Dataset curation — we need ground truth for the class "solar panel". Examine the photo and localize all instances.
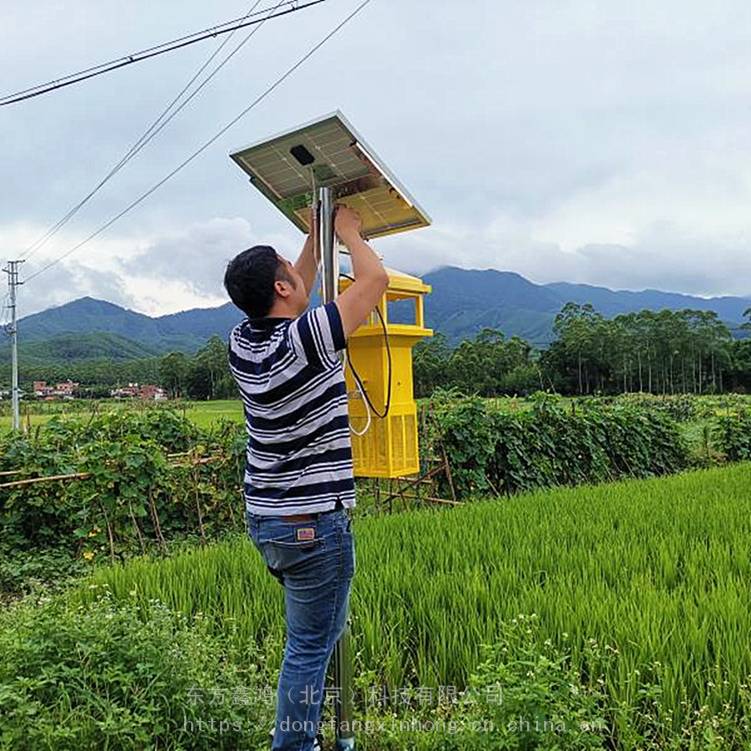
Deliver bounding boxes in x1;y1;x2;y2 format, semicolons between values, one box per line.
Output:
229;111;431;239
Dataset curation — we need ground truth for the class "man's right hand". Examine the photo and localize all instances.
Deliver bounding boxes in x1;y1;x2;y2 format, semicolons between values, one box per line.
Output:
334;205;362;241
333;206;388;339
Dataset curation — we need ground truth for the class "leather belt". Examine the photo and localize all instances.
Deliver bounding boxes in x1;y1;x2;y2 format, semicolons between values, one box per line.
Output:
280;499;345;522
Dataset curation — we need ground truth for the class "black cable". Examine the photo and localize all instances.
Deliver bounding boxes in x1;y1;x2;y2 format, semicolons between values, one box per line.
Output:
21;0;281;261
0;0;326;106
340;272;392;419
22;0;374;285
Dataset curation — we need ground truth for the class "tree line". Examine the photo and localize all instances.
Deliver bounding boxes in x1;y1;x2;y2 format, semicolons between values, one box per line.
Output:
413;304;751;397
158;337;235;400
542;304;751;396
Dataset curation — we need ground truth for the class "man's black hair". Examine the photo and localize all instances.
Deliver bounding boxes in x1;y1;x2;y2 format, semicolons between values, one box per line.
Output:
223;245;295;318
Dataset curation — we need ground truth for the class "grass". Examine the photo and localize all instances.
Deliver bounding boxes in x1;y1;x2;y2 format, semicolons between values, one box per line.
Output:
181;399;244;429
0;398;246;431
73;463;751;742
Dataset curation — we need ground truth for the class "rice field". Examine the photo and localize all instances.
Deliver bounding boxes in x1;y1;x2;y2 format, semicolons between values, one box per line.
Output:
75;463;751;742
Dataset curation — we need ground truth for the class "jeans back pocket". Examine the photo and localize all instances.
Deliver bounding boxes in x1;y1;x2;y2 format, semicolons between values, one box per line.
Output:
261;535;325;573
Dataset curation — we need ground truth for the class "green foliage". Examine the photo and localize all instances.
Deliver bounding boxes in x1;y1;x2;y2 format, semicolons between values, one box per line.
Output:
426;393;689;499
0;543;87;603
450;615;609;750
715;410;751;461
21;332;161;361
546;304;736;396
7;299;751;399
608;393;698;422
160;352;191;398
729;338;751;391
0;593;272;750
2;356;161;391
412;302;751;399
0;410;244;580
353;615;611;751
414;330;540;398
160;337;235;400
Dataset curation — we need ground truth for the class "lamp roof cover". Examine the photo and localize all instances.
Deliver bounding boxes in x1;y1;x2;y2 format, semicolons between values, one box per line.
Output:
229;111;430;239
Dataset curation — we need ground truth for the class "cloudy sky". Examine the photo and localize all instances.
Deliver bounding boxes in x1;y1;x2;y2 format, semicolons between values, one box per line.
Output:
2;0;751;318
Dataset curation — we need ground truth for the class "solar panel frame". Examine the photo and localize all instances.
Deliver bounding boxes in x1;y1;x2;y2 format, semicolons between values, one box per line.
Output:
229;111;431;239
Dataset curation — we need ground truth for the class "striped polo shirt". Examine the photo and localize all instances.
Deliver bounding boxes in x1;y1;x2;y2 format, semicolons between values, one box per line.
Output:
228;301;356;516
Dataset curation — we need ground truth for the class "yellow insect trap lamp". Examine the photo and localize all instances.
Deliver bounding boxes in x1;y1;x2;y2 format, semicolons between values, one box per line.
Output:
340;269;432;478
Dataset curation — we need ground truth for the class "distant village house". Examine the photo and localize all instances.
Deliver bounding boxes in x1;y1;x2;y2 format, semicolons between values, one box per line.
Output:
33;380;79;399
110;383;167;401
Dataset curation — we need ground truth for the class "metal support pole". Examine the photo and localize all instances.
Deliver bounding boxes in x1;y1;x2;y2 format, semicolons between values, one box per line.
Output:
317;186;356;750
319;186;338;306
3;260;23;431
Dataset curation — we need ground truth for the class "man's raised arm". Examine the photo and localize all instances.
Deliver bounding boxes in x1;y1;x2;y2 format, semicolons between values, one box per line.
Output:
333;207;389;339
294;208;320;295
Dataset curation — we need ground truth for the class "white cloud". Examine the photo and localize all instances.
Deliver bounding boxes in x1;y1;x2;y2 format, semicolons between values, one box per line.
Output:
121;216;303;307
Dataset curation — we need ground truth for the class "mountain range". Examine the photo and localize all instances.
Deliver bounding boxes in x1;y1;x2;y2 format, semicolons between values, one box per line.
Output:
8;267;751;362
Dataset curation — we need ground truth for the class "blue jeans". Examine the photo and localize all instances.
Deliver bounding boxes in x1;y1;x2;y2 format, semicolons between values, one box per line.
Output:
246;508;356;751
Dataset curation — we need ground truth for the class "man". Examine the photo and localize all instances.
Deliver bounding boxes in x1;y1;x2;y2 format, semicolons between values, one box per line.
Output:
224;206;388;751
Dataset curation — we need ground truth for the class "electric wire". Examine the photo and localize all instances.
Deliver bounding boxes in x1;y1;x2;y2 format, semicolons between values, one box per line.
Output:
340;272;392;419
22;0;374;286
0;0;326;106
21;0;295;262
348;375;372;435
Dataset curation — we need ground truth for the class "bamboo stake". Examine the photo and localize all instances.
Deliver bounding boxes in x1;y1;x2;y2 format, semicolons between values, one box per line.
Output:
192;465;207;545
484;472;502;498
0;471;91;488
97;499;116;565
148;488;167;555
225;481;236;527
378;464;445;509
399;493;463;507
0;455;224;489
128;499;146;555
440;443;458;503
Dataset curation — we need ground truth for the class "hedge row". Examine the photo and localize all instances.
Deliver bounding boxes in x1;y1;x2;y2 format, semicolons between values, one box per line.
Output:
716;410;751;462
425;394;692;499
0;411;244;563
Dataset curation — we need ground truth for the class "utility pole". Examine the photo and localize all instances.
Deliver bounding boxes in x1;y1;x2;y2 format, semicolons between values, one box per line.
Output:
3;260;24;431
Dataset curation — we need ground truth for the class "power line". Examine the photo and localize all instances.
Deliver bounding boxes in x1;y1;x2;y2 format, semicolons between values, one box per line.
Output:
23;0;374;285
0;0;326;107
21;0;291;262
